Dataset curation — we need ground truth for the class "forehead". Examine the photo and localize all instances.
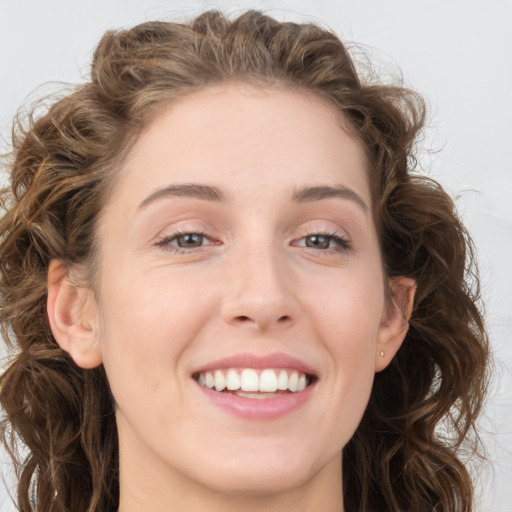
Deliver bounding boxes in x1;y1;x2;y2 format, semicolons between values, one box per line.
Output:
138;83;360;157
110;84;371;211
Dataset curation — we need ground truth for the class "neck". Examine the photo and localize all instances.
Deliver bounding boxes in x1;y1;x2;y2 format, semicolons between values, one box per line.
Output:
118;485;344;512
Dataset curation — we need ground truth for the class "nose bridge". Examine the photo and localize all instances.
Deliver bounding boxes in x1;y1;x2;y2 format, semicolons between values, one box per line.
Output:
221;237;299;330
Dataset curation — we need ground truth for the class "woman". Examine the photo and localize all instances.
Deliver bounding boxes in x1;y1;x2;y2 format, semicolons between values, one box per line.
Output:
0;10;489;512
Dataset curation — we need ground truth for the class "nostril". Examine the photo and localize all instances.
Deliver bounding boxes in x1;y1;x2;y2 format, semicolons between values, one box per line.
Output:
230;313;294;327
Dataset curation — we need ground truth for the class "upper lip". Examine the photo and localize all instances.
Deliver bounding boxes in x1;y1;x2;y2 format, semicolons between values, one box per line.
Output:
192;352;317;377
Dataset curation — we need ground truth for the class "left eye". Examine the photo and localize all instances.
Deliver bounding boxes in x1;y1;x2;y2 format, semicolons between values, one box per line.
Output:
295;233;350;251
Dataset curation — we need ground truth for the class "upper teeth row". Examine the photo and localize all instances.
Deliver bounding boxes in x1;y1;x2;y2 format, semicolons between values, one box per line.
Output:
197;368;308;393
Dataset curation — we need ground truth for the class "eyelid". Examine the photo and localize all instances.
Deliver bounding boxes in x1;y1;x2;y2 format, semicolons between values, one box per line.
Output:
293;221;350;239
152;219;214;242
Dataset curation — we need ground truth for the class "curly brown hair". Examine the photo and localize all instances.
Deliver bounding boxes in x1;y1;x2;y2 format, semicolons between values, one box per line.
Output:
0;10;489;512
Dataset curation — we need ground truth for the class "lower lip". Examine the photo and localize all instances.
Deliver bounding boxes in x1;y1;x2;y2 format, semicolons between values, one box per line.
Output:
195;382;316;420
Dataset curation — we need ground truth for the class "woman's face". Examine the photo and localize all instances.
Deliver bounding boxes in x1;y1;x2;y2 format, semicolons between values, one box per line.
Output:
87;85;402;498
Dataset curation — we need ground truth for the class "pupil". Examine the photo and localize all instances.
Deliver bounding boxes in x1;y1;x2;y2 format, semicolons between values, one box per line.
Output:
178;233;203;247
306;235;329;249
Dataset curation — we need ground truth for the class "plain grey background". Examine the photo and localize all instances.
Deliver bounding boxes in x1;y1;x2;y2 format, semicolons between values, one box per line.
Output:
1;1;511;511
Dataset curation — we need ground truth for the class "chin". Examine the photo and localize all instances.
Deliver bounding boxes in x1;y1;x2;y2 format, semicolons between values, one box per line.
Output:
186;446;340;499
203;464;317;497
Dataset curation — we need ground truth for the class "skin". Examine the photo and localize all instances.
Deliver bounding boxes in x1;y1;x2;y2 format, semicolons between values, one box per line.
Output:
47;84;413;512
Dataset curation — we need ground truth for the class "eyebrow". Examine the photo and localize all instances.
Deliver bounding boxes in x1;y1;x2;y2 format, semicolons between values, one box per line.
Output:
292;185;368;213
138;182;368;213
138;183;225;209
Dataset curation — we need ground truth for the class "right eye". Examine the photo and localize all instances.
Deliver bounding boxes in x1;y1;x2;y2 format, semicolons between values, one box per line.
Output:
154;230;216;253
172;233;205;248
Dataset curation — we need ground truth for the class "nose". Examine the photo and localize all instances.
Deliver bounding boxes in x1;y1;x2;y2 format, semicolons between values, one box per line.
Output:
220;244;301;331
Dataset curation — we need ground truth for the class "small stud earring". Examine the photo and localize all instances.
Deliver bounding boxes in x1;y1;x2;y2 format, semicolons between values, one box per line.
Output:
380;351;385;357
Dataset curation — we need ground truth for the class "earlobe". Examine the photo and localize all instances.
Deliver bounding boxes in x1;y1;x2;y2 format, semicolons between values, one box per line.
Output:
375;276;416;372
47;260;103;369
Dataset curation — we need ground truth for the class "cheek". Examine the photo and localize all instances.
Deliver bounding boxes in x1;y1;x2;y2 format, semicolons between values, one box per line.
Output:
304;267;383;400
95;273;211;393
305;262;384;343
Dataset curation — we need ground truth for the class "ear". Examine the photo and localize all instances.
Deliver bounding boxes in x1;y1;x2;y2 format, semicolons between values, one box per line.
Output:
47;259;102;369
375;276;416;372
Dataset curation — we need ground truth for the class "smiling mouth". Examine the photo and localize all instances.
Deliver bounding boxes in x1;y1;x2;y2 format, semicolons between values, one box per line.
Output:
193;368;316;398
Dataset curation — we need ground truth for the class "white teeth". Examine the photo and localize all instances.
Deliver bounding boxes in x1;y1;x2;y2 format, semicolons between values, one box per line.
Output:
214;370;226;391
277;370;288;391
226;369;241;390
288;371;299;392
205;372;215;388
259;369;278;392
298;374;307;392
240;369;259;392
197;368;311;394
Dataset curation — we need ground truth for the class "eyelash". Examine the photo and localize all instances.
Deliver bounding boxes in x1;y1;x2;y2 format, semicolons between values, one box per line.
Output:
154;229;352;254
